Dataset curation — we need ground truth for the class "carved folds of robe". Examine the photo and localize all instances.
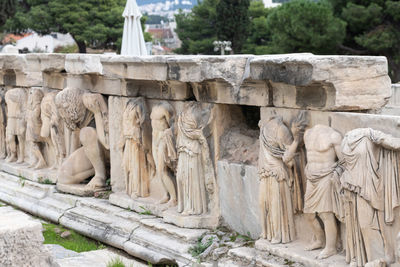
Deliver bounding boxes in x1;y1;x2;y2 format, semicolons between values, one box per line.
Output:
258;116;303;244
341;128;400;266
176;104;215;216
122;100;150;198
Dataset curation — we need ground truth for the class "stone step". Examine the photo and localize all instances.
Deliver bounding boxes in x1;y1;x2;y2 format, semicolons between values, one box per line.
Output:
228;247;303;267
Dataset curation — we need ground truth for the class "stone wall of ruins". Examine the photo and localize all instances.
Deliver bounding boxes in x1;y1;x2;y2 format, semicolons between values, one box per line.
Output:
0;53;399;266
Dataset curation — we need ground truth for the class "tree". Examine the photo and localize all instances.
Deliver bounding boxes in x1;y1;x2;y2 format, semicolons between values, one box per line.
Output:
5;0;127;53
265;0;346;54
329;0;400;82
174;0;218;55
215;0;250;53
242;0;273;54
0;0;16;29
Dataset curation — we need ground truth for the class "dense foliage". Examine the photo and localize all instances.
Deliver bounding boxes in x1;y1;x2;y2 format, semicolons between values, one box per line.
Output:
329;0;400;81
4;0;152;53
175;0;218;54
216;0;250;53
265;0;346;54
0;0;17;28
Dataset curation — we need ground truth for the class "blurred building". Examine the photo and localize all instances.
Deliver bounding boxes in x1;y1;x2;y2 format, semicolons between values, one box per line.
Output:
2;32;76;53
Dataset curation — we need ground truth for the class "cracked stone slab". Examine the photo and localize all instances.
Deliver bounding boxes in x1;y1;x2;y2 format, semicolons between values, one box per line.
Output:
60;205;139;249
129;226;194;264
139;218;209;242
0;160;58;183
255;239;346;267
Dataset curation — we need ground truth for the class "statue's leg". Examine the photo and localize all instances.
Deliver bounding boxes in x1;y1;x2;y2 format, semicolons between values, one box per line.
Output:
16;134;25;163
318;212;338;259
57;147;94;184
33;142;46;169
162;171;177;207
259;178;268;239
304;213;325;251
5;134;17;162
80;127;107;190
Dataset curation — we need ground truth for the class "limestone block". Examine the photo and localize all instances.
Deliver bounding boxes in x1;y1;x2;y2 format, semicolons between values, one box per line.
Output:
251;54;391;110
43;72;66;90
66;74;124;95
217;161;261;239
37;54;66;72
122;79;192;100
101;55;168;80
65;54;103;75
0;206;58;267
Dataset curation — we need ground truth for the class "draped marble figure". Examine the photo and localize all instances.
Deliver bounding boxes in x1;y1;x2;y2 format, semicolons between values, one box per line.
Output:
26;88;46;169
341;128;400;266
303;125;344;259
5;88;27;164
151;101;177;206
258;112;307;244
56;88;109;190
176;102;215;216
0;96;6;159
40;92;65;170
121;98;154;198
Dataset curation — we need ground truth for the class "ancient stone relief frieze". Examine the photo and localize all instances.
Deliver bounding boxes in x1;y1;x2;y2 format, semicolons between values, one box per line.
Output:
303;124;344;259
26;88;46;169
5;88;27;164
55;87;109;195
340;128;400;267
40;91;65;170
121;97;154;199
175;102;216;216
258;111;307;244
0;95;6;159
150;101;178;207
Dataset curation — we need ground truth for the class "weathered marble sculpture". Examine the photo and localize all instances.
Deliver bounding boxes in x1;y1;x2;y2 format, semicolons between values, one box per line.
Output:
121;98;154;198
176;102;216;216
56;88;109;190
40;92;65;169
5;88;27;164
341;128;400;266
258;112;307;244
303;125;344;259
26;88;46;169
0;96;6;159
151;101;177;206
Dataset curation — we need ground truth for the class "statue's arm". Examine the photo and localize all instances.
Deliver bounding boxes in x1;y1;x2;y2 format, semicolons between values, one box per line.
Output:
371;129;400;151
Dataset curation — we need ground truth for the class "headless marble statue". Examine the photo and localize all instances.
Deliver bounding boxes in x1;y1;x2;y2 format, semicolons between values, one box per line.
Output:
5;88;27;164
26;88;46;169
56;88;109;190
258;112;307;244
151;101;177;206
303;124;344;259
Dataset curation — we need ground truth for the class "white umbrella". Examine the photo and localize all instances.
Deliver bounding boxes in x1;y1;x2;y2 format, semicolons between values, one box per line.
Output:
121;0;148;56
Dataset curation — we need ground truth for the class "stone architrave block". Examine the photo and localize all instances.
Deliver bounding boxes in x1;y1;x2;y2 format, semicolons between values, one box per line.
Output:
65;54;103;75
251;54;391;111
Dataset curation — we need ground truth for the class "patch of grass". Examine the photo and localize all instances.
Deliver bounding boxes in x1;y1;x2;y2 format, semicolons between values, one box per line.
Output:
54;44;78;53
188;235;214;258
106;257;125;267
18;175;26;187
139;206;152;216
42;222;105;252
38;177;53;185
230;231;253;242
